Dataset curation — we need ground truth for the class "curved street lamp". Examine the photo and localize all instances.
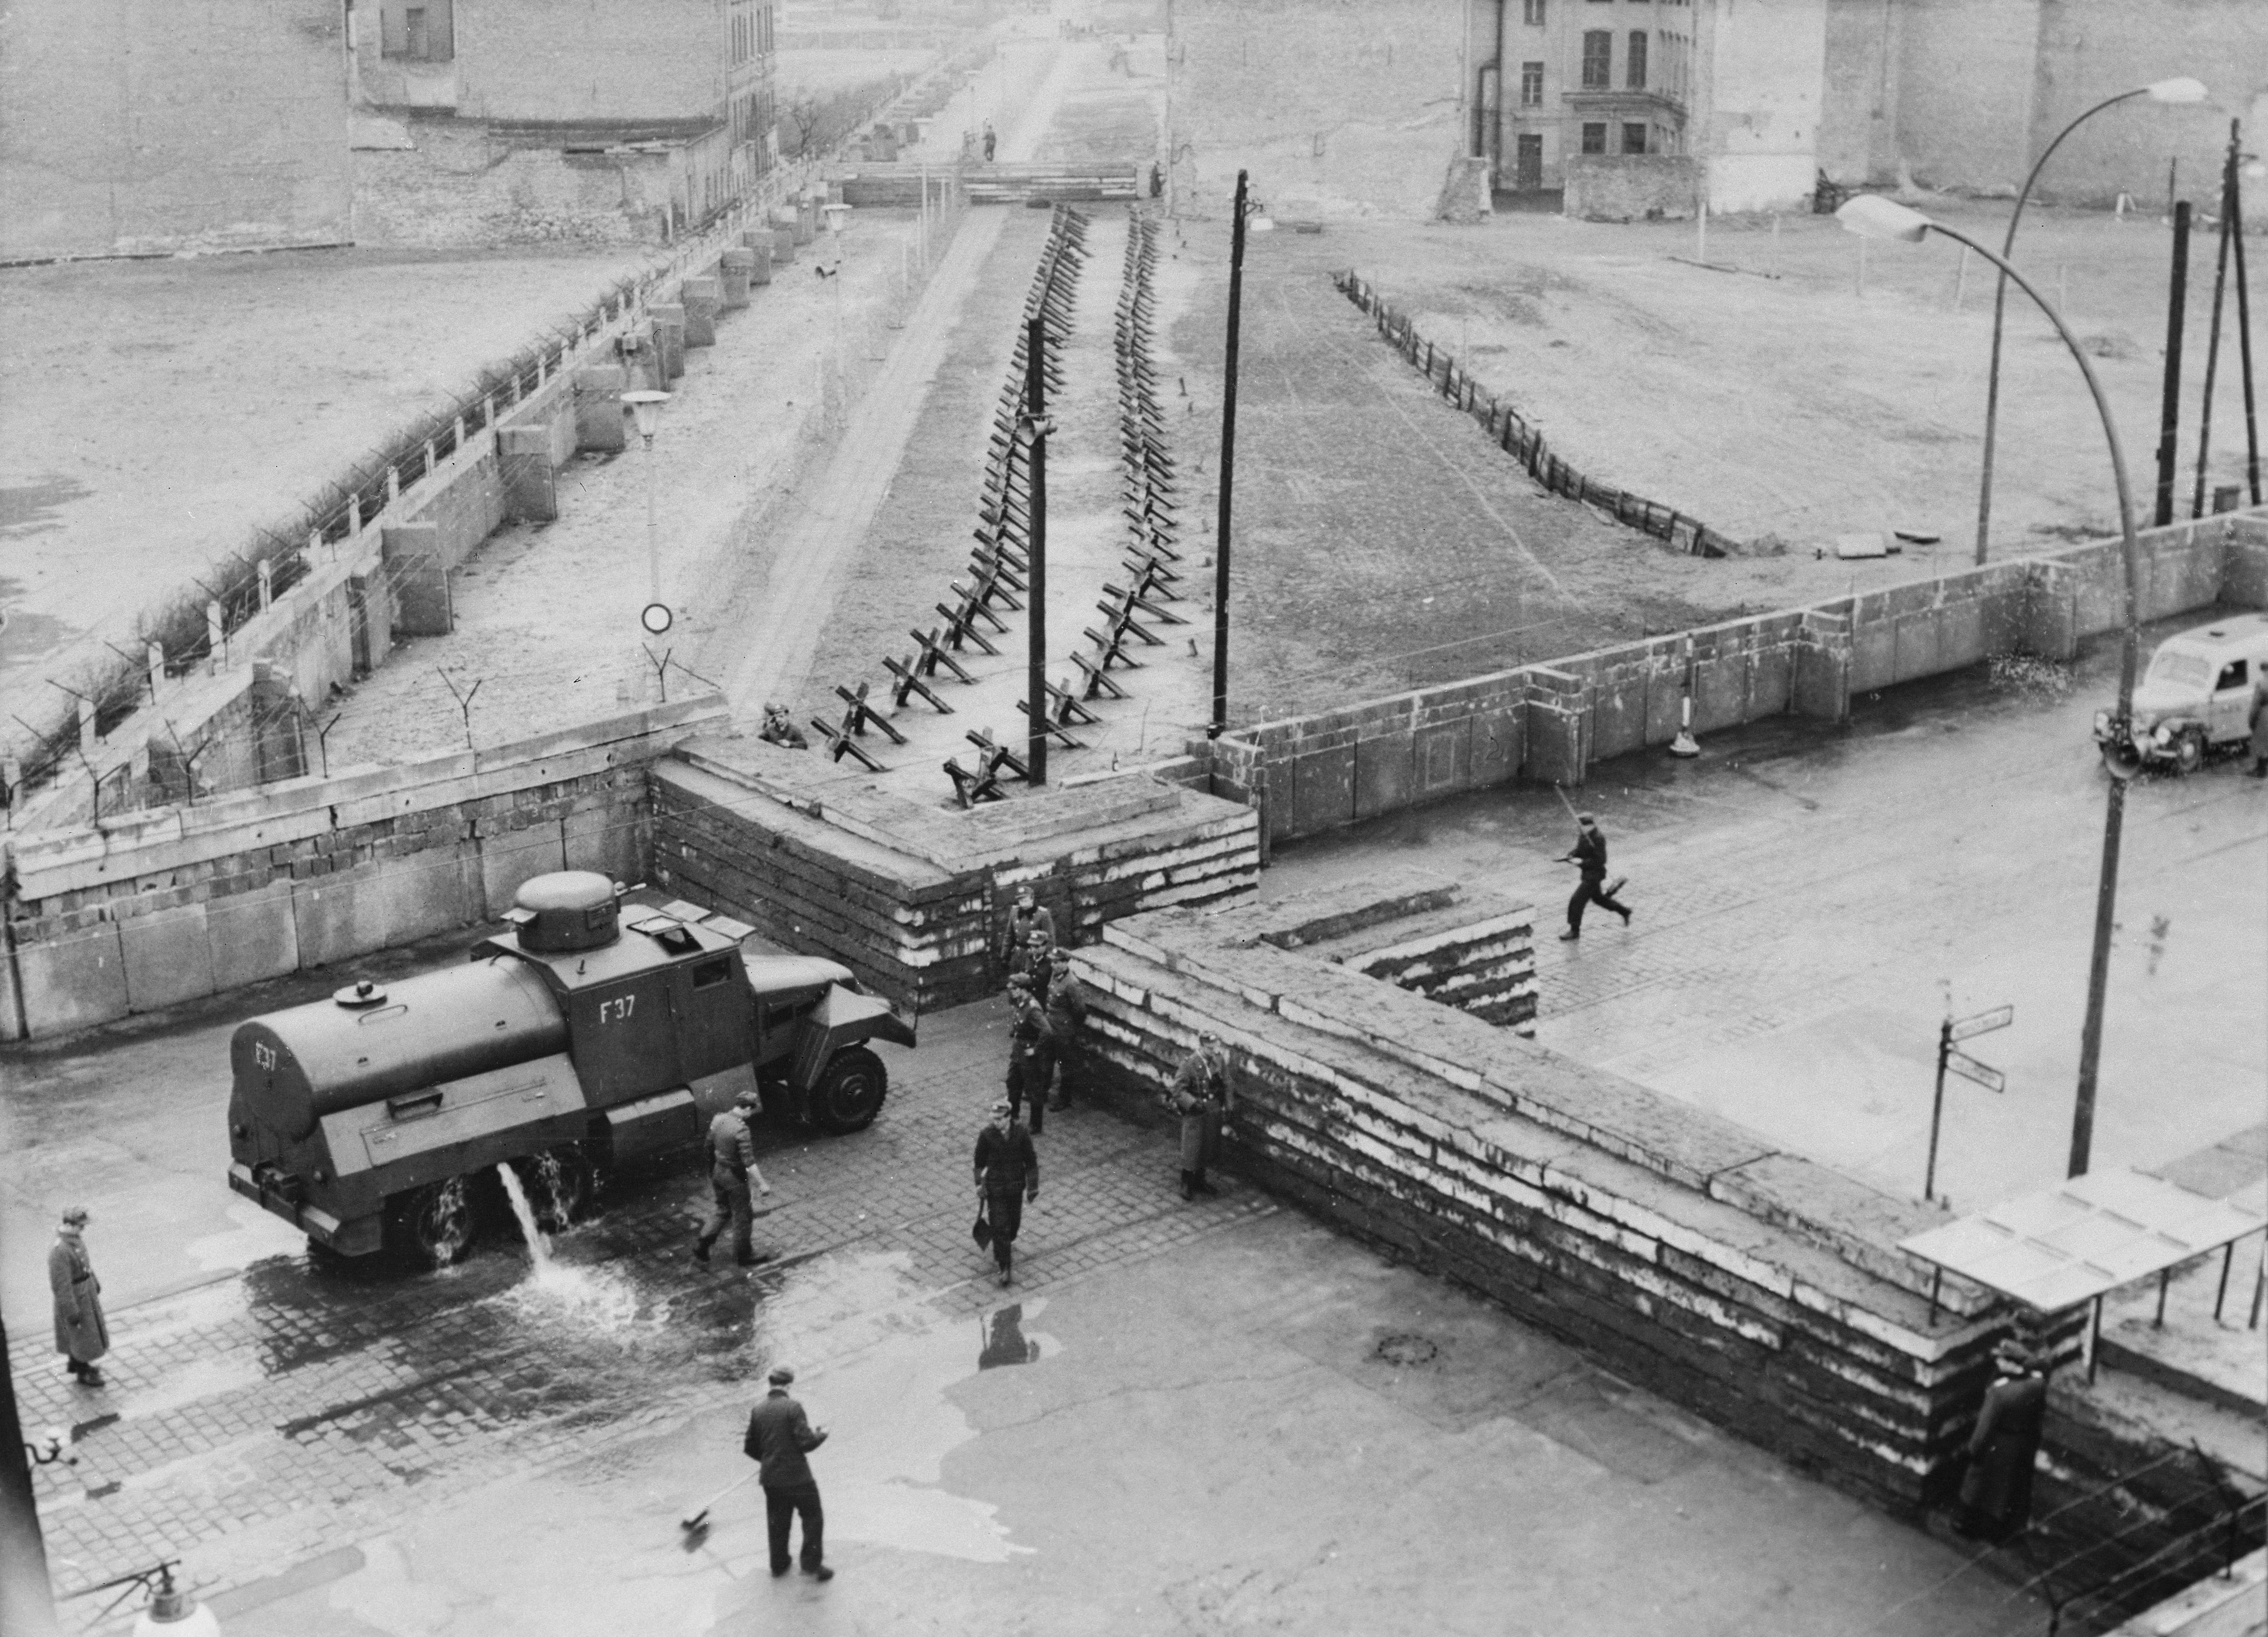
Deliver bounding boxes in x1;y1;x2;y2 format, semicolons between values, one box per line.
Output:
1972;76;2207;563
1838;194;2138;1181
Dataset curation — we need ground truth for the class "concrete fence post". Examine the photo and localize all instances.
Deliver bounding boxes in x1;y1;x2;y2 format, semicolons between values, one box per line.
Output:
742;231;776;285
1522;668;1592;787
348;493;362;538
681;276;721;347
719;248;754;308
146;642;165;700
77;694;97;756
206;601;226;675
651;304;687;382
1792;612;1853;723
573;364;628;452
386;467;401;505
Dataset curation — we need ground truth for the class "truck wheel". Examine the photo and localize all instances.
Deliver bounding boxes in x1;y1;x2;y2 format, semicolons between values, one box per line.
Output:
2172;729;2205;775
388;1176;480;1268
514;1146;594;1232
812;1046;888;1134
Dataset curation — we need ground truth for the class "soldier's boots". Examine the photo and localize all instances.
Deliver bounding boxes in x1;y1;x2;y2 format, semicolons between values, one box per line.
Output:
1192;1168;1218;1197
1179;1170;1194;1201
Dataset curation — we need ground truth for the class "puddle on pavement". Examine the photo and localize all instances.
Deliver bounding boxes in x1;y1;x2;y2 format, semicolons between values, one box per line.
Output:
181;1200;309;1274
752;1249;1056;1563
113;1352;270;1421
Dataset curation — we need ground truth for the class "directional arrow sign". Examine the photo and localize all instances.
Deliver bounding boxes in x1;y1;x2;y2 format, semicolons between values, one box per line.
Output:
1945;1049;2005;1094
1950;1004;2014;1043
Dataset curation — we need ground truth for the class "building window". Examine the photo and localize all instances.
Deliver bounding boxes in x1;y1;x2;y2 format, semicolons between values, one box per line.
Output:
1581;31;1612;89
1581;122;1607;155
1520;61;1545;107
381;0;453;61
1627;31;1647;88
1622;122;1648;154
1523;0;1545;22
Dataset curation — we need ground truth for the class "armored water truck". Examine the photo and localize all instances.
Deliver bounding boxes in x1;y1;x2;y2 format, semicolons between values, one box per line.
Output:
226;870;915;1265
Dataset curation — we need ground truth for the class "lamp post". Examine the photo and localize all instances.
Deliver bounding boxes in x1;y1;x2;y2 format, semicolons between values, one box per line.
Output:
621;391;673;637
1972;76;2206;563
1837;195;2140;1179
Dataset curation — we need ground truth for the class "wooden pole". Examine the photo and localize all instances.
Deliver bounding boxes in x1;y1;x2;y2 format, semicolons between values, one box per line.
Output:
2191;127;2238;519
1210;169;1249;739
2155;201;2191;527
1025;315;1048;785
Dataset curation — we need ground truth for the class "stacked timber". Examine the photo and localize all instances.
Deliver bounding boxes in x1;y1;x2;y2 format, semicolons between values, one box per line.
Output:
1069;902;2012;1514
649;735;1258;1010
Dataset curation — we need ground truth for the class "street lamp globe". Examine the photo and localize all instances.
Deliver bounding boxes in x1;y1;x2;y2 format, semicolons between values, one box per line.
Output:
621;389;670;442
2143;77;2209;104
1835;194;1931;243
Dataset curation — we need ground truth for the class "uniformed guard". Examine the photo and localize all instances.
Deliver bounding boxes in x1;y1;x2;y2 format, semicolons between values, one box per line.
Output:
1005;886;1054;963
1168;1031;1234;1201
694;1087;772;1266
1005;976;1054;1136
1044;948;1090;1111
49;1205;108;1388
1009;928;1054;1006
1956;1341;2049;1541
973;1100;1040;1287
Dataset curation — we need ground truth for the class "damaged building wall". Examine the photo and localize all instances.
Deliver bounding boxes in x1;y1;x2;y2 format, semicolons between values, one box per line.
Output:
1167;0;1467;219
0;0;352;263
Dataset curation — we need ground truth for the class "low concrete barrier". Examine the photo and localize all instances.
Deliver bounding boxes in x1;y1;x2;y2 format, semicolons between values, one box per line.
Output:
1204;511;2267;847
0;698;727;1040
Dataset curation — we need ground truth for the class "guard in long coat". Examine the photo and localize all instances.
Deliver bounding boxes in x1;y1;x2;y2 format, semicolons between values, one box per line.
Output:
1957;1342;2049;1540
2248;686;2268;777
49;1206;108;1387
1167;1032;1234;1201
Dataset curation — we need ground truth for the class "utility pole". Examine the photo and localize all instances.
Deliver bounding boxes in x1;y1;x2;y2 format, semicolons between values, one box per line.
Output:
1209;168;1249;739
1025;314;1049;786
2153;200;2191;526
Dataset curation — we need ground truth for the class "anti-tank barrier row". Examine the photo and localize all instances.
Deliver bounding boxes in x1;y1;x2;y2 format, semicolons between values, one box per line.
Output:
1331;271;1739;561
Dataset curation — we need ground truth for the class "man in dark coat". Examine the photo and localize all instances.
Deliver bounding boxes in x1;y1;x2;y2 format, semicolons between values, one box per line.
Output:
49;1205;108;1387
744;1365;832;1579
1557;811;1632;941
1005;975;1054;1135
1044;948;1089;1111
2248;685;2268;777
1009;929;1054;1007
973;1099;1040;1286
1168;1031;1234;1201
1005;886;1054;964
1957;1342;2049;1541
694;1088;772;1266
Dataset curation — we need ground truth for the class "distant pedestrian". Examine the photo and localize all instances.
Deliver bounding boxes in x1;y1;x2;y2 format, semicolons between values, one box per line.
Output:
2248;685;2268;777
694;1088;773;1267
1044;948;1089;1110
1005;885;1055;961
1005;975;1053;1135
743;1365;832;1580
1956;1342;2048;1542
1148;161;1163;199
982;121;997;161
760;703;809;750
1167;1031;1234;1201
973;1099;1040;1287
49;1206;107;1388
1557;811;1631;941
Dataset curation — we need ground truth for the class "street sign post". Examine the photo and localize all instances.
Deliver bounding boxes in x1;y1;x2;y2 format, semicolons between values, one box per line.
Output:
1927;1005;2014;1202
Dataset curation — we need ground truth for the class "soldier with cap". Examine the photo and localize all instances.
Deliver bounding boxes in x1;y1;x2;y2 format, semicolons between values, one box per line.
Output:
1043;947;1090;1111
1004;885;1054;964
759;703;809;750
743;1364;832;1580
1956;1340;2050;1541
1557;811;1632;941
694;1087;773;1266
1167;1031;1234;1201
973;1099;1040;1286
1005;975;1054;1135
49;1206;108;1388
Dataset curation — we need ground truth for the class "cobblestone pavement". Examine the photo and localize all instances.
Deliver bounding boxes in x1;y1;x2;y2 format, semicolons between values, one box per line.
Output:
17;1007;1266;1627
1264;625;2268;1212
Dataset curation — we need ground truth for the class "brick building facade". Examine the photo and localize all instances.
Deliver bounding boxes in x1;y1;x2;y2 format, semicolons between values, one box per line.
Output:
0;0;352;264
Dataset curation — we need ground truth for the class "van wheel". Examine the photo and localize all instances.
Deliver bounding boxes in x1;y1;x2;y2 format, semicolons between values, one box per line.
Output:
2172;729;2205;775
388;1176;480;1268
812;1047;888;1135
